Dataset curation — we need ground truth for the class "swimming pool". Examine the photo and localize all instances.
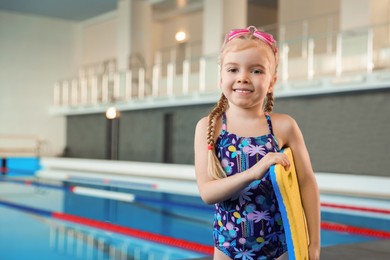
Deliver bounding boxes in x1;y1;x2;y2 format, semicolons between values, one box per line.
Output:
1;155;390;259
0;179;212;260
1;175;390;260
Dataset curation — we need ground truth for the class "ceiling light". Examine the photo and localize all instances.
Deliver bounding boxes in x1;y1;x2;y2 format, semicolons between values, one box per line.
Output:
175;31;186;42
105;107;120;119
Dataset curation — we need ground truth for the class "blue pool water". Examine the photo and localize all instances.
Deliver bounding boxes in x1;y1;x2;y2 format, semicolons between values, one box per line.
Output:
1;174;389;259
0;206;204;260
0;178;213;260
1;157;40;176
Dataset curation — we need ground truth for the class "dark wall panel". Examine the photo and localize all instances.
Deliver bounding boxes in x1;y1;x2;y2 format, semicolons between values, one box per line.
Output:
65;89;390;176
66;114;106;159
172;105;212;164
274;89;390;176
118;109;164;162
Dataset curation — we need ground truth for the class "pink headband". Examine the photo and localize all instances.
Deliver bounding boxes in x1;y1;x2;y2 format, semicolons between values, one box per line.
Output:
226;26;278;55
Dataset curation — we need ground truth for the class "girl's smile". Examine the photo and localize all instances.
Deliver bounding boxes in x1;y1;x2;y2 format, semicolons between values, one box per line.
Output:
233;88;254;94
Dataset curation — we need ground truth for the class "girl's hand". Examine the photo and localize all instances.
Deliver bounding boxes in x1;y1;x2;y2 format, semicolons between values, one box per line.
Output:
309;243;320;260
250;152;290;180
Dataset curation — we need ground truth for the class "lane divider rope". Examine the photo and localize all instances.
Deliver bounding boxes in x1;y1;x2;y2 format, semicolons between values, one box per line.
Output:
321;222;390;239
321;202;390;215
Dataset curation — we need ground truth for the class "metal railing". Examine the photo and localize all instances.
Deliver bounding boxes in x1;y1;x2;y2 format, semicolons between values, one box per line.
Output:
261;12;340;55
52;21;390;109
0;134;46;157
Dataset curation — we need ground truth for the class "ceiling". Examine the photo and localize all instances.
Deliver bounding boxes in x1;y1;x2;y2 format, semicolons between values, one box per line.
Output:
0;0;277;22
0;0;203;21
0;0;117;21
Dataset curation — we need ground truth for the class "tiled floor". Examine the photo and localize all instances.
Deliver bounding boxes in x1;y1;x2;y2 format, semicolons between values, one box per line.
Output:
320;239;390;259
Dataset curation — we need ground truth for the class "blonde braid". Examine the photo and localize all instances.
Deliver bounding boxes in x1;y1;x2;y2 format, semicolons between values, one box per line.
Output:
264;92;274;113
207;94;229;179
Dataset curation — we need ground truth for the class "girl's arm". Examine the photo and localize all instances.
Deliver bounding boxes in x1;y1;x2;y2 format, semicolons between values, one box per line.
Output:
194;117;289;205
194;117;255;204
278;115;321;259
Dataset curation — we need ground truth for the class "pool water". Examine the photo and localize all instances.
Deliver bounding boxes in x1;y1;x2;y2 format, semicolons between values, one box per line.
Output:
1;177;389;259
0;206;204;260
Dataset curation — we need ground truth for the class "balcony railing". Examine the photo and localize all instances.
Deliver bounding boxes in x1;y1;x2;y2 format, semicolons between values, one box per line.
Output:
52;21;390;115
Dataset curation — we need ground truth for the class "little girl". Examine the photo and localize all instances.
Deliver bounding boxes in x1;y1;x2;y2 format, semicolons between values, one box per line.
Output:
194;26;320;260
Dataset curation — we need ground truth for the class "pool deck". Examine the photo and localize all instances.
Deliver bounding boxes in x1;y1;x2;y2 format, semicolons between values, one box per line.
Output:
192;239;390;259
319;239;390;259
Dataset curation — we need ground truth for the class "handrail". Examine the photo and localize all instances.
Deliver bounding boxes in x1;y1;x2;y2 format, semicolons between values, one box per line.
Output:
261;12;339;45
261;12;339;32
0;134;45;157
52;21;390;110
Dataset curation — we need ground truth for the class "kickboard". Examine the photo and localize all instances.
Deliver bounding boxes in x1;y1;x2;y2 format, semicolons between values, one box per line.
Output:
269;147;309;260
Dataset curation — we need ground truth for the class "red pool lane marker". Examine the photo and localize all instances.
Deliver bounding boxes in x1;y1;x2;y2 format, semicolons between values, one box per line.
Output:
52;212;214;255
321;202;390;215
0;167;7;173
321;221;390;239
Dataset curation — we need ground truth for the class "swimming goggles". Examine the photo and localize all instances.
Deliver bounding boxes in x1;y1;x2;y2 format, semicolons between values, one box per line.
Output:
226;26;278;54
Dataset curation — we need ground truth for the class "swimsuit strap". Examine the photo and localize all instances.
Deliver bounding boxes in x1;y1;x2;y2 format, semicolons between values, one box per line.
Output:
265;112;275;136
221;113;227;134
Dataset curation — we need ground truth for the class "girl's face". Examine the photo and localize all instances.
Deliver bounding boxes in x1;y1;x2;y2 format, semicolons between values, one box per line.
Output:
220;42;276;111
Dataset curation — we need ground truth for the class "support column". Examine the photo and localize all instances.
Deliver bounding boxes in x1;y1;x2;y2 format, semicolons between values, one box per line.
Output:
202;0;248;57
131;0;153;69
116;0;153;71
222;0;248;32
202;0;224;56
117;0;133;71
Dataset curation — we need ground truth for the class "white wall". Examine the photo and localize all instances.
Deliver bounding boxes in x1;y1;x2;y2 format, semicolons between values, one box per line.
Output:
0;11;79;156
340;0;370;30
371;0;390;25
81;12;117;66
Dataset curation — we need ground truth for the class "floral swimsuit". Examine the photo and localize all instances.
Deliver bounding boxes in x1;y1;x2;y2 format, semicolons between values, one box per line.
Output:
213;113;287;260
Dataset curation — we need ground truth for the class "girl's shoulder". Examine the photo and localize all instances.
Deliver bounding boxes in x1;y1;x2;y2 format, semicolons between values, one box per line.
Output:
196;115;222;129
268;112;296;127
196;116;209;129
195;116;209;138
268;113;301;147
195;115;223;140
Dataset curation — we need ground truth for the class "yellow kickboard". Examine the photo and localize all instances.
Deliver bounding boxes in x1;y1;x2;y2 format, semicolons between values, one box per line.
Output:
270;148;309;260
